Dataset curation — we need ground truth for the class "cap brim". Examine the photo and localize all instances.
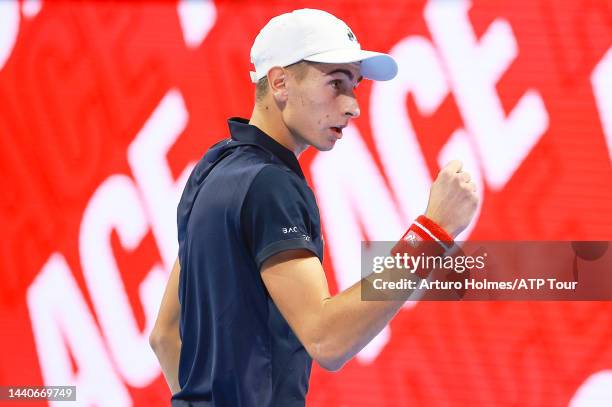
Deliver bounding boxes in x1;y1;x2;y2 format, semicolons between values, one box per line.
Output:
304;49;398;81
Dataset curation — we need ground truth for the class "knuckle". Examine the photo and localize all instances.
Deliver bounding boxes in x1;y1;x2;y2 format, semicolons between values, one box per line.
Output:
439;170;451;180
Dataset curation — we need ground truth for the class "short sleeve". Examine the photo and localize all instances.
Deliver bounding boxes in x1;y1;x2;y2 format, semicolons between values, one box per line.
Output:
241;165;321;269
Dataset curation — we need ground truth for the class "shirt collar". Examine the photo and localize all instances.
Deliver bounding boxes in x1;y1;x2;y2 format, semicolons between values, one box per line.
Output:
227;117;305;179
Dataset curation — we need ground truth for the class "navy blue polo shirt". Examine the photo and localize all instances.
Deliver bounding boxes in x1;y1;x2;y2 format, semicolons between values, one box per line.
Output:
172;118;324;406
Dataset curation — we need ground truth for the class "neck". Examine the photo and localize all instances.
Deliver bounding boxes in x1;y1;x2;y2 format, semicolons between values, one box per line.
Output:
249;102;309;157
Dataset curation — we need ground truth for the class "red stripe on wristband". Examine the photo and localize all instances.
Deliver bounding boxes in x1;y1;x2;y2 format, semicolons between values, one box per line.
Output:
415;215;453;245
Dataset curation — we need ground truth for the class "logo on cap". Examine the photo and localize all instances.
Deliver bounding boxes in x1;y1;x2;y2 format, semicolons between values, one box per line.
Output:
347;29;356;42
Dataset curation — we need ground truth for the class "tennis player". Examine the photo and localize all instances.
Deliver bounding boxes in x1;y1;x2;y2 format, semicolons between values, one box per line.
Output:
150;8;478;407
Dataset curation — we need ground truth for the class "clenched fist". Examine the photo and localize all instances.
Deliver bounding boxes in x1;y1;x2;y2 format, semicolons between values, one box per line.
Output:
424;160;479;238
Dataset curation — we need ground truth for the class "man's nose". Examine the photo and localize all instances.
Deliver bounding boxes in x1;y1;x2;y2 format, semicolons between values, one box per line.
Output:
344;96;360;119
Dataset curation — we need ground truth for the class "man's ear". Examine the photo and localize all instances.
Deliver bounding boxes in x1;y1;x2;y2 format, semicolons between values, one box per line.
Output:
268;67;288;103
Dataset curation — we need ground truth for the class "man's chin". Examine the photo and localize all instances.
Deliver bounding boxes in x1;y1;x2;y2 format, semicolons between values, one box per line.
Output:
313;139;337;152
313;144;334;152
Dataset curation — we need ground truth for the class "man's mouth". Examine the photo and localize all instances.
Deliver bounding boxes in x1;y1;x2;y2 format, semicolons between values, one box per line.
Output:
330;126;345;138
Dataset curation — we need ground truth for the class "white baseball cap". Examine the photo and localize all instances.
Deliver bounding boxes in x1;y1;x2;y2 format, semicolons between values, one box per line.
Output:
250;9;398;83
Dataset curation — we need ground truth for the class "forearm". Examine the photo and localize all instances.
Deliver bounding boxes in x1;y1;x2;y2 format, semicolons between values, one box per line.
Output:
151;335;182;394
313;217;457;369
150;257;182;394
314;270;420;370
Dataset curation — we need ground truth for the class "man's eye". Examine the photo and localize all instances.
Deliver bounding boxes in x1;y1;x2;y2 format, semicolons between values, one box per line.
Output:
331;80;341;89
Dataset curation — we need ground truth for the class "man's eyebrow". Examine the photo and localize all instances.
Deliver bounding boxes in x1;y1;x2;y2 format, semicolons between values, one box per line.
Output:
326;69;363;83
